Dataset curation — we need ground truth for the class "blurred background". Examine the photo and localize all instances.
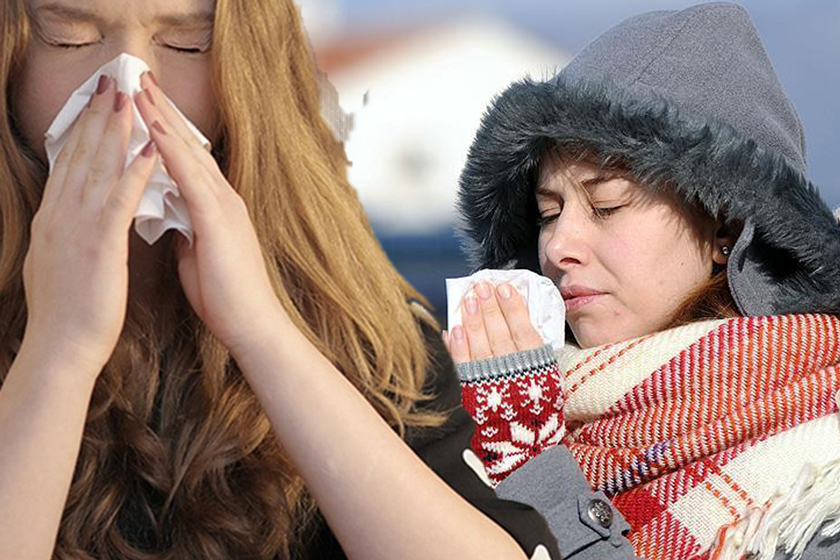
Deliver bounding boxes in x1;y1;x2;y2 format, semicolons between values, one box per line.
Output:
298;0;839;324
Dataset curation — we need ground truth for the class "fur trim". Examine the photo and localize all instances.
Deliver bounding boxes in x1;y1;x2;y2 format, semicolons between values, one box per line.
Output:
457;76;840;315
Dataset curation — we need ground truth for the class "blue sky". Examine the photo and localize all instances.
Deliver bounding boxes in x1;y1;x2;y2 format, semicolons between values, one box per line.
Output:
337;0;840;206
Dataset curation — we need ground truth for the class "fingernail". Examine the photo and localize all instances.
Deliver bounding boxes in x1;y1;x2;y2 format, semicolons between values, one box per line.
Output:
141;140;157;158
475;282;492;300
464;296;478;315
151;120;167;136
96;74;111;95
452;326;464;341
498;283;512;299
113;91;126;112
147;71;160;87
143;88;156;107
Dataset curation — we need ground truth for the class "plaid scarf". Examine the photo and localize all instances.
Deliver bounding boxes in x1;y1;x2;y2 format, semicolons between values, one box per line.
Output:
461;315;840;560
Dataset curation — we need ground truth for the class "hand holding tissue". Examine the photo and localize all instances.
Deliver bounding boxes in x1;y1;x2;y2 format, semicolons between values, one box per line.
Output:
44;53;211;246
446;269;566;354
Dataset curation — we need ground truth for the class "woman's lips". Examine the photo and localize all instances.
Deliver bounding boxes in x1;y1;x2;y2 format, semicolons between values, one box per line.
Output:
560;286;606;313
563;294;604;312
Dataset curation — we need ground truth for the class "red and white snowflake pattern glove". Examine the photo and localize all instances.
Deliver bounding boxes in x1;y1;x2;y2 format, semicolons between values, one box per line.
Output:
458;344;565;487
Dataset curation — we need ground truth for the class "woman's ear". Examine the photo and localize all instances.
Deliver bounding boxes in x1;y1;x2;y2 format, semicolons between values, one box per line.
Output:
712;220;743;266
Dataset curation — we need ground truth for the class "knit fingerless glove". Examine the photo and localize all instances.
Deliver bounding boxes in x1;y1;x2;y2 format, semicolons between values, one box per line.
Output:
457;345;565;486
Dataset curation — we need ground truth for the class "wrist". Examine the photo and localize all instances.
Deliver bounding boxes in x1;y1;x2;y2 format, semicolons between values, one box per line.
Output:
16;333;107;388
225;301;303;363
457;344;557;383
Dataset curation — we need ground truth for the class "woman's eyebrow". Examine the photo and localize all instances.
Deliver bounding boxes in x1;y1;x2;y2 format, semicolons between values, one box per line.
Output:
34;3;105;25
535;173;619;198
579;174;619;189
34;3;214;26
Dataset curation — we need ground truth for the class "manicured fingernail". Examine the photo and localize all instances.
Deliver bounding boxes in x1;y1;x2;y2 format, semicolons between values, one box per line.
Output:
143;88;156;107
151;120;167;136
464;295;478;315
452;326;464;341
96;74;111;95
141;140;157;158
475;282;492;300
498;283;512;299
113;91;126;112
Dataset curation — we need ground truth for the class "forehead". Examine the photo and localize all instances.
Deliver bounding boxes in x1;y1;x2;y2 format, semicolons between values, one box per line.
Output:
27;0;216;26
536;157;623;197
540;158;597;186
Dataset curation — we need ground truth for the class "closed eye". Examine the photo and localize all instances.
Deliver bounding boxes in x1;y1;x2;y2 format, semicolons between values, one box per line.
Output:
51;41;96;50
536;213;560;227
163;44;207;54
51;42;207;54
591;206;624;219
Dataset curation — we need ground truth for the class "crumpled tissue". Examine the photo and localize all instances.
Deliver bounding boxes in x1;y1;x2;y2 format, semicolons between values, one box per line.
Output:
44;53;211;246
446;269;566;353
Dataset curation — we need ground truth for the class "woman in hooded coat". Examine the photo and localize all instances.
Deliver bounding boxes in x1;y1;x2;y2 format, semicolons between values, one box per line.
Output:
447;3;840;559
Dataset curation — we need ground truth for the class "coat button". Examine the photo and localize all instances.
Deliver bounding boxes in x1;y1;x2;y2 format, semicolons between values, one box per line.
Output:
587;499;613;528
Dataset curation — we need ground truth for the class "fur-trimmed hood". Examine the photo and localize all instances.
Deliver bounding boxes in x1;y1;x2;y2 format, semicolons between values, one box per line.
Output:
457;2;840;316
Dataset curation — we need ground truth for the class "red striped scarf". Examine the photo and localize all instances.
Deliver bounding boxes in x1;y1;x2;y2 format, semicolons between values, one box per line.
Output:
464;315;840;559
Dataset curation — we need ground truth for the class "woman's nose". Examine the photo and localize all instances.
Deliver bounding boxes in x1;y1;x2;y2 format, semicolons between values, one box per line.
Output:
541;212;589;272
107;37;159;75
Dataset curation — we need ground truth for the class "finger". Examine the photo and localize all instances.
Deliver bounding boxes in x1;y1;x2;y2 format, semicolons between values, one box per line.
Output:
475;281;518;356
461;291;492;360
135;77;221;183
99;141;159;233
141;116;223;222
140;72;208;152
81;91;133;207
58;76;118;207
496;283;545;351
448;326;472;364
39;103;93;213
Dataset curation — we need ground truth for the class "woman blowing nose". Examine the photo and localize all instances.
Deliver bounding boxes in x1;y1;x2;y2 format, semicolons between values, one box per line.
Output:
0;0;560;559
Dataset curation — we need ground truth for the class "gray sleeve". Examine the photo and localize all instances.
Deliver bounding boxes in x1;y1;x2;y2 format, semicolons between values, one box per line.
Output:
774;532;840;560
495;445;638;560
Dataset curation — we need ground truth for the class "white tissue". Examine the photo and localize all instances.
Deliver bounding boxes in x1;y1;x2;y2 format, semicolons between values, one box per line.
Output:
446;269;566;353
44;53;211;246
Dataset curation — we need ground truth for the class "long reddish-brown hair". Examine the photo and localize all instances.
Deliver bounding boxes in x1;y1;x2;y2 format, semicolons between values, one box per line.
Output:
0;1;443;558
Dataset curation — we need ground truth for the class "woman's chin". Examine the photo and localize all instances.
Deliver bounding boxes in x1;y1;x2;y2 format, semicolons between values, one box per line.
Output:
570;324;633;349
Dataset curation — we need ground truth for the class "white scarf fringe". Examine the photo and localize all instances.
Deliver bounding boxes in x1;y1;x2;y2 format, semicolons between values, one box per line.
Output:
712;458;840;560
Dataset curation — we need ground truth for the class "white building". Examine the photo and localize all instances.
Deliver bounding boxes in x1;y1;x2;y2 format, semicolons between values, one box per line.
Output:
314;16;570;233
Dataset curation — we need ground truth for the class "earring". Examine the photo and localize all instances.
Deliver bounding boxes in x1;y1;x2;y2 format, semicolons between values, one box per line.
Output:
721;245;731;257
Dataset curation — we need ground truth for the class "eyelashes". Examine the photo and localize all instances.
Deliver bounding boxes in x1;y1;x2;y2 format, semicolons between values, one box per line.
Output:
165;46;206;54
50;42;207;54
590;206;623;219
536;213;560;228
536;205;626;227
50;42;90;50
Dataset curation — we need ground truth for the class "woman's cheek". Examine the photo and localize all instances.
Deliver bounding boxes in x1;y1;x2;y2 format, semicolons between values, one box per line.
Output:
537;230;551;272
